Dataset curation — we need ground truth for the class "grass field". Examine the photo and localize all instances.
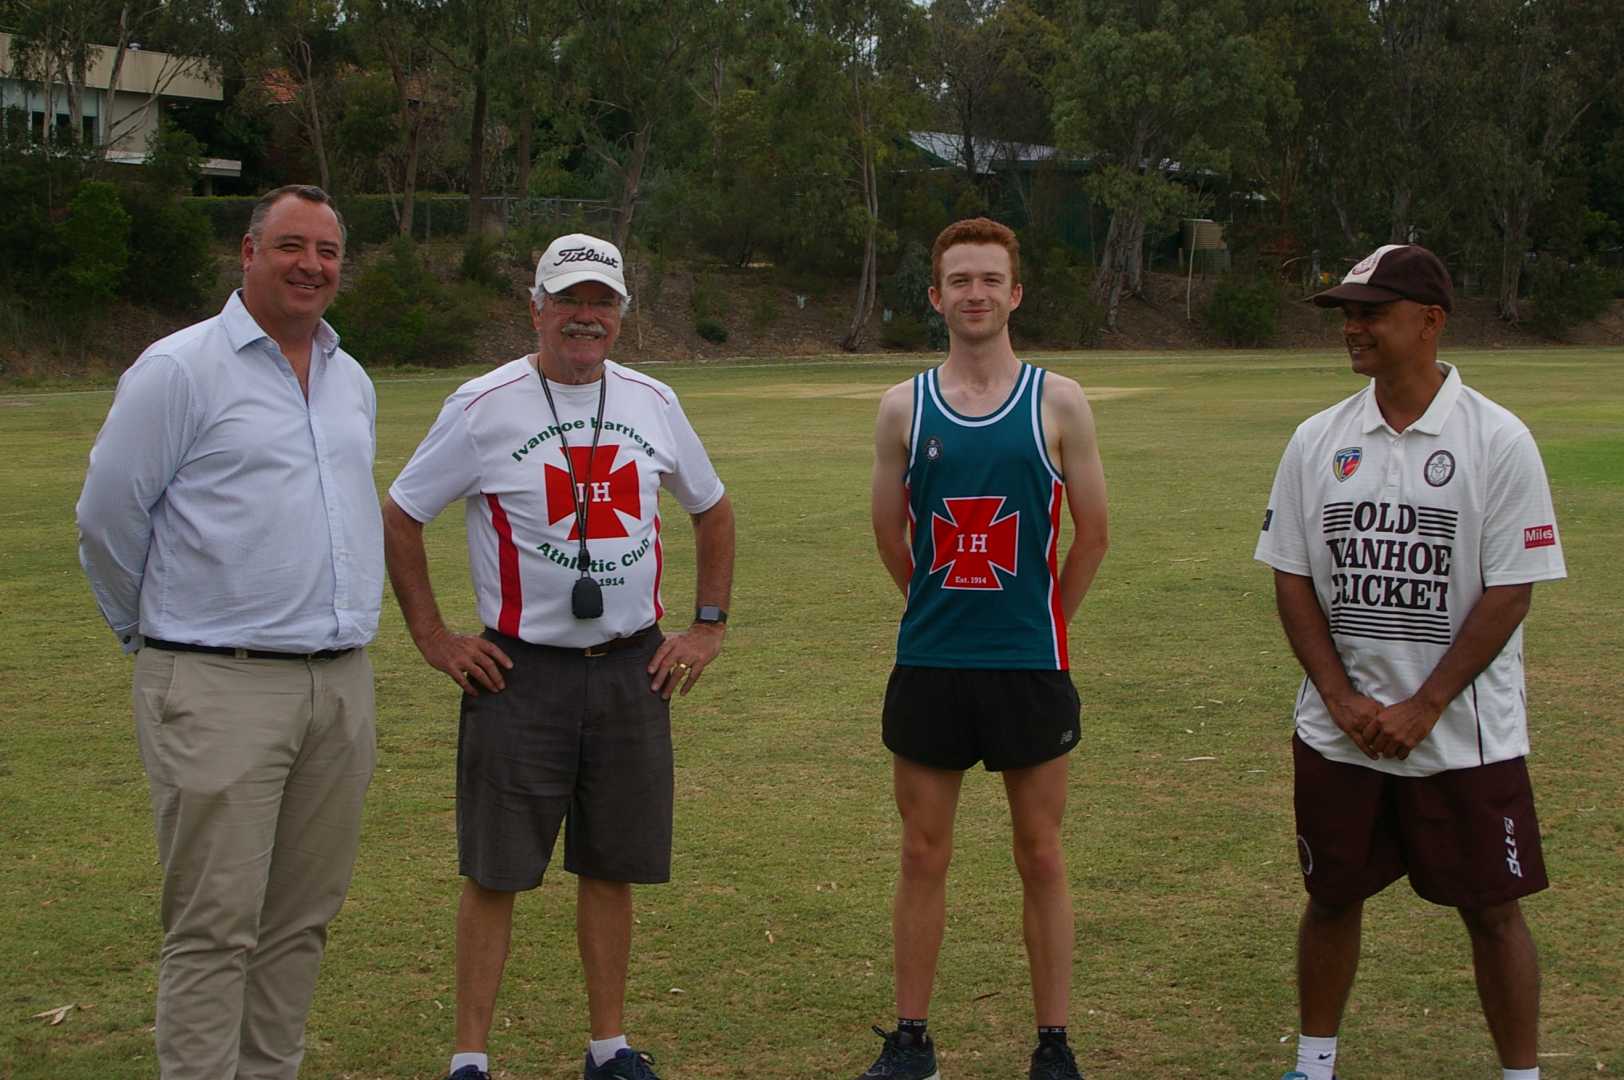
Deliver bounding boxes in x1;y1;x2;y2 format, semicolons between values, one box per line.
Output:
2;347;1620;1080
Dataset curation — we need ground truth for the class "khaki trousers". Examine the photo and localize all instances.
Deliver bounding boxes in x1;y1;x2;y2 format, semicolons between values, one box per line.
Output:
133;646;375;1080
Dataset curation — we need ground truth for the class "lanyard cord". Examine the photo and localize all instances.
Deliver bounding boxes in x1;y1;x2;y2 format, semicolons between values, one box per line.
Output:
538;365;609;577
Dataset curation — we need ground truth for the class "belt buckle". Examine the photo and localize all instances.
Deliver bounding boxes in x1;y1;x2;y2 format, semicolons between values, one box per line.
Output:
583;643;608;658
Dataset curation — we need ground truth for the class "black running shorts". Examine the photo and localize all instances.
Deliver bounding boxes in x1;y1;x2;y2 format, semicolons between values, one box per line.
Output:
882;665;1081;772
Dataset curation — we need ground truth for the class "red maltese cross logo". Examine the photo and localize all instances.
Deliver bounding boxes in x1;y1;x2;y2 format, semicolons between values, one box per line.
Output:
929;496;1019;590
544;445;641;538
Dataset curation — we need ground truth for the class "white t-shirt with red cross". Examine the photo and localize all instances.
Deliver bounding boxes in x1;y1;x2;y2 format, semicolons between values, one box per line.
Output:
1255;363;1566;777
390;357;724;647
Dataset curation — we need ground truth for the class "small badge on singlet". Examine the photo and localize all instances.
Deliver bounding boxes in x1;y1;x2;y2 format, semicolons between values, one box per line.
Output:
923;435;944;463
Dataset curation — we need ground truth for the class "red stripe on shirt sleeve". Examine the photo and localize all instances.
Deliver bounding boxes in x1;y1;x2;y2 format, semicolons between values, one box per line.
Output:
1047;479;1069;670
486;493;523;637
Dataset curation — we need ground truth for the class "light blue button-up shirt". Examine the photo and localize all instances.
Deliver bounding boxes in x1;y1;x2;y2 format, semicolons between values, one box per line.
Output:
76;291;384;654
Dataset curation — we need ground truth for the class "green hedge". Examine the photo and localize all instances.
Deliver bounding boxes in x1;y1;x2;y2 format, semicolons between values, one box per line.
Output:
183;194;472;246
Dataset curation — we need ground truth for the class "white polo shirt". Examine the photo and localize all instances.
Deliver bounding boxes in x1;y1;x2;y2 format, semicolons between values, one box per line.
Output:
1255;363;1566;776
390;357;724;647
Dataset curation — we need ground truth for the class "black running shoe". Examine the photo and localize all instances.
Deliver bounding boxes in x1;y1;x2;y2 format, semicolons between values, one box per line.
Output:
1028;1040;1083;1080
855;1025;941;1080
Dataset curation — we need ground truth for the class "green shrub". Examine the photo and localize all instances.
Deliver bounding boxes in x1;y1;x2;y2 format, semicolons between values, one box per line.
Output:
750;293;781;328
1016;246;1102;347
694;317;728;343
1526;258;1614;337
327;236;481;366
882;241;946;349
56;182;130;309
121;186;216;311
1203;275;1280;346
879;313;928;349
459;234;507;291
690;273;723;321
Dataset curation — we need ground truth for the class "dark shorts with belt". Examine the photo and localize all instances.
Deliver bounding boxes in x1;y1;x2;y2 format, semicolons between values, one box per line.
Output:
882;665;1081;772
457;626;672;891
1292;733;1548;909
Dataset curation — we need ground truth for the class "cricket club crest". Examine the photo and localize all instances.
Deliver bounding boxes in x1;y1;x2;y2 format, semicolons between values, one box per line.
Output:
929;496;1019;590
1425;449;1455;487
1333;446;1362;483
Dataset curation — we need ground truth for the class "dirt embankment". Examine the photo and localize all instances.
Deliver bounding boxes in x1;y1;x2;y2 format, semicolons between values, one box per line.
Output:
9;250;1620;380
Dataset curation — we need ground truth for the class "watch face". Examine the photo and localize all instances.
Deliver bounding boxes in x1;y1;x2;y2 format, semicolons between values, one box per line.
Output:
696;605;727;624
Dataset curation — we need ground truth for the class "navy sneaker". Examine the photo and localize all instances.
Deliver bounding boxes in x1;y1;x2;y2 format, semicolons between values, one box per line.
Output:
583;1047;662;1080
444;1067;489;1080
855;1025;941;1080
1029;1040;1083;1079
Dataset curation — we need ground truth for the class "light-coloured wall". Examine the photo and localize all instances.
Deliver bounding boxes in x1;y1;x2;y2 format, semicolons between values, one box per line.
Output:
1;32;222;148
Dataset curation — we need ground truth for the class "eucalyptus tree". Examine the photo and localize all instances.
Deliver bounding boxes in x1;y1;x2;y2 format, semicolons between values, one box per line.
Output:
1052;0;1289;330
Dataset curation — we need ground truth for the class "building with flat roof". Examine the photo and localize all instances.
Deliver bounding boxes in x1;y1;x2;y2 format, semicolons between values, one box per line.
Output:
0;31;240;187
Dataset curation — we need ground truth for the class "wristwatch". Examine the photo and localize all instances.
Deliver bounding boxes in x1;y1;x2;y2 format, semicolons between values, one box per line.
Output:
694;605;728;625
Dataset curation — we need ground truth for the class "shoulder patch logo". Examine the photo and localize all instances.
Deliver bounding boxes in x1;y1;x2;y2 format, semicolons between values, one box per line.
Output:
1424;449;1455;487
929;496;1019;590
1523;524;1555;549
1333;446;1362;483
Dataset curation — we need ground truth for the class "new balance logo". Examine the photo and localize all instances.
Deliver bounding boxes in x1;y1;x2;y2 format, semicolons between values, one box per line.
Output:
1059;730;1074;745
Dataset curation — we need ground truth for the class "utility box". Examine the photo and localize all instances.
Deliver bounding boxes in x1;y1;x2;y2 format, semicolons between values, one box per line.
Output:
1181;218;1230;273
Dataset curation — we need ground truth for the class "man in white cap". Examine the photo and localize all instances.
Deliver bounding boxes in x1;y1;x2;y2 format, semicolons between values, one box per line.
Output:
1256;244;1565;1080
383;232;735;1080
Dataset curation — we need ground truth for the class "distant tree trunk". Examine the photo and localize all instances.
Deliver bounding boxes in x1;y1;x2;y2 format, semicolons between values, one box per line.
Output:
466;20;490;233
1092;208;1143;332
515;108;533;198
842;139;880;351
399;101;422;236
294;40;332;191
1496;199;1532;322
1388;186;1413;243
612;120;653;252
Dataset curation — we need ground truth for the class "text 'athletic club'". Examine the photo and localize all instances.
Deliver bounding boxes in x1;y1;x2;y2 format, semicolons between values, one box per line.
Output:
544;446;641;538
930;496;1020;590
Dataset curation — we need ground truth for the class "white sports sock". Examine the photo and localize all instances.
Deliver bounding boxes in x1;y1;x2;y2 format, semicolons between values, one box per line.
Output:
1503;1069;1538;1080
590;1035;630;1066
449;1052;489;1075
1294;1034;1337;1080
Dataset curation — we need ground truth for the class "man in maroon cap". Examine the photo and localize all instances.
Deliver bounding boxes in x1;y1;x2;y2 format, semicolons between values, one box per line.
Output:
1254;245;1566;1080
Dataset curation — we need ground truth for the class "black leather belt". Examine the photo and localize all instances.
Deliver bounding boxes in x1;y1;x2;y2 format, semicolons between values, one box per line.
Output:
487;624;657;658
144;637;354;662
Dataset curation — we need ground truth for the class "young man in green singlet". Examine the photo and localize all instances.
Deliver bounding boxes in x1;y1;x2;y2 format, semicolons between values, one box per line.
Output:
858;218;1110;1080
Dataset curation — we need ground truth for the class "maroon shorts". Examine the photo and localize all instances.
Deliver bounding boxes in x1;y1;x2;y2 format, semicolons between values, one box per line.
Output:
1292;734;1548;909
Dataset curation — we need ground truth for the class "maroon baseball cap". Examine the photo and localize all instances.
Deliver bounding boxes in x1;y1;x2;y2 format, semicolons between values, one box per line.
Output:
1308;244;1454;313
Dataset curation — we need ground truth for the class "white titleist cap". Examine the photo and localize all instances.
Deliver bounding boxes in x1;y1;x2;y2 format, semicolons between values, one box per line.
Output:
534;233;628;298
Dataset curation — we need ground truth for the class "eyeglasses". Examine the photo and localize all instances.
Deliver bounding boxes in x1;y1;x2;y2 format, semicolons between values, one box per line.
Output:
547;293;622;315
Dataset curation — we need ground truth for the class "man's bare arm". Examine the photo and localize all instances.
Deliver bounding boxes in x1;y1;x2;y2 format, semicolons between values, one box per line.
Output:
383;497;511;695
648;494;735;699
1273;570;1380;759
1046;375;1109;623
1369;583;1533;760
871;382;915;595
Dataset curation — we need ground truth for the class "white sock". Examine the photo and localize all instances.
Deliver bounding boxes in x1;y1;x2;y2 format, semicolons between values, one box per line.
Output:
449;1052;489;1075
1503;1070;1538;1080
590;1035;630;1066
1295;1034;1337;1080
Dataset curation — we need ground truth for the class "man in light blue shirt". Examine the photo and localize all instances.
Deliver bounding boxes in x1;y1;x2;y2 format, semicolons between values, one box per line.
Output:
76;185;384;1080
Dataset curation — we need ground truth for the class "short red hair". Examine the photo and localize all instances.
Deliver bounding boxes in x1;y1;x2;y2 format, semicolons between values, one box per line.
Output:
931;217;1020;289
